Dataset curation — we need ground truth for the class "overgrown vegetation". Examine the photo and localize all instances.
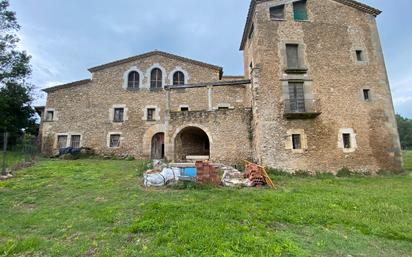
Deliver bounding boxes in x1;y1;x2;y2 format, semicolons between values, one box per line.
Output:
397;114;412;149
0;153;411;256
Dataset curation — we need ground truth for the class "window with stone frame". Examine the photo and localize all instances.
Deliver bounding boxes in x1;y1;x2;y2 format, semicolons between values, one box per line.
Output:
293;0;308;21
109;134;121;148
147;108;156;121
127;71;140;89
270;5;285;20
113;108;124;122
57;135;68;149
45;110;54;121
173;71;185;86
288;82;305;113
363;89;370;101
356;50;364;62
343;133;351;149
150;68;163;89
70;135;81;148
292;134;302;150
286;44;300;69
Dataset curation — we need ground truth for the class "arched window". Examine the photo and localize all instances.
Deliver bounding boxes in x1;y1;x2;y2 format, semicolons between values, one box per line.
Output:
127;71;140;89
173;71;185;86
150;68;163;89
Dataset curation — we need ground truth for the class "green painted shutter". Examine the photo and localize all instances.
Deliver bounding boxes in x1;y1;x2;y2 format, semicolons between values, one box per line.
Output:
293;1;308;21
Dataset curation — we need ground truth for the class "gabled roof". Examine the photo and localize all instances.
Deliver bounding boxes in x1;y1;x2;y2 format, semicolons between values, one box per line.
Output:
43;79;91;93
88;50;223;73
240;0;382;50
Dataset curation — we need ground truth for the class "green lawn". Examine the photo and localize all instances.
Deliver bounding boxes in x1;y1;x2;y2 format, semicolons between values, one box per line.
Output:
0;154;411;256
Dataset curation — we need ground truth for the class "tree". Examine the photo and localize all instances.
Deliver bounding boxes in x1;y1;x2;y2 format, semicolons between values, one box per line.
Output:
396;114;412;150
0;0;37;139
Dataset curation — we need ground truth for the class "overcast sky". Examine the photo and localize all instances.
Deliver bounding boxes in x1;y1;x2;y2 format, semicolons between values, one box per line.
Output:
9;0;412;118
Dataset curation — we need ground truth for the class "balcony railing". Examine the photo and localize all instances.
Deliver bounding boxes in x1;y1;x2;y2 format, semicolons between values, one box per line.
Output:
283;99;321;119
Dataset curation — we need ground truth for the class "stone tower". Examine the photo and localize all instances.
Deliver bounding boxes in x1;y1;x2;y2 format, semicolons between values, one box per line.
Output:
240;0;402;172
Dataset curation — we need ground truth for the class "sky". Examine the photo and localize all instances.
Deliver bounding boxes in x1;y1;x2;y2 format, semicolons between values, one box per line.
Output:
9;0;412;118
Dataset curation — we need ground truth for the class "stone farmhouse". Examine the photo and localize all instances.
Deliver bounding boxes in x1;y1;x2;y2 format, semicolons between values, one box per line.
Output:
37;0;403;172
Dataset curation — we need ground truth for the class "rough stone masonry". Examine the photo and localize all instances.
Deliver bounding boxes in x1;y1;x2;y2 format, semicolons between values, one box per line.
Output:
37;0;403;173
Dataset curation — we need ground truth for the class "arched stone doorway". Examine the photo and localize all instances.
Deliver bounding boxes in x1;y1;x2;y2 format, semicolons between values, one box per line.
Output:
174;126;210;162
151;133;165;159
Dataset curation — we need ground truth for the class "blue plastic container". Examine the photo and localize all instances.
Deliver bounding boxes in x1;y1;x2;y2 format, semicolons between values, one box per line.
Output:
182;167;197;177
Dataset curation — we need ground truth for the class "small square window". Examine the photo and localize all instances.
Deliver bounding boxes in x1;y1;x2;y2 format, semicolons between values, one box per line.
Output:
110;134;121;148
270;5;285;20
46;111;54;121
57;135;67;149
356;50;364;61
293;0;308;21
180;107;189;112
363;89;370;101
292;134;302;150
71;135;81;148
343;133;351;149
147;108;156;121
114;108;124;122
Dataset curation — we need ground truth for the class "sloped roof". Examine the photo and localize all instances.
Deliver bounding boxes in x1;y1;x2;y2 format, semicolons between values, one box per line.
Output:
88;50;223;73
240;0;382;50
43;79;91;93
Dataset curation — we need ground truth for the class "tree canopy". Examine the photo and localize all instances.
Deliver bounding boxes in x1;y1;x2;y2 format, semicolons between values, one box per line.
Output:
0;0;37;137
396;114;412;150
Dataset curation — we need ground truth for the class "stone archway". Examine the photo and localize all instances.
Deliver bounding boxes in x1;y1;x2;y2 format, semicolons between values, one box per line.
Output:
174;126;210;162
151;133;165;159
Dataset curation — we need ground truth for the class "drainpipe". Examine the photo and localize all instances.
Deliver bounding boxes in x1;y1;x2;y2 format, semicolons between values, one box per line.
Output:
208;85;213;111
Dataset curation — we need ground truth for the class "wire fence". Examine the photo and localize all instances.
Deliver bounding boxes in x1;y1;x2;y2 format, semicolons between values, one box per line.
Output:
1;131;39;176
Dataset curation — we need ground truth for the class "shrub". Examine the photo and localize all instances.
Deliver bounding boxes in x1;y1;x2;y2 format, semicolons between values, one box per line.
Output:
336;167;353;177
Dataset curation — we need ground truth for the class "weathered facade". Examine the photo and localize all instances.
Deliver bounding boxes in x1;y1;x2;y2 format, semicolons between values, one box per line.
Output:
37;0;403;172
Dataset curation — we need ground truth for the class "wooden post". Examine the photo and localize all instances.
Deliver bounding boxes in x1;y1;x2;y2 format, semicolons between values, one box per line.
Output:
2;131;8;176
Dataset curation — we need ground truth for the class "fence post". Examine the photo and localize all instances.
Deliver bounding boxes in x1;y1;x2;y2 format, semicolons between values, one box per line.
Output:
2;131;8;176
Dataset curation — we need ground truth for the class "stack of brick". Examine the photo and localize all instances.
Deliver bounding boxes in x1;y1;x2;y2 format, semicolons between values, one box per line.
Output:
244;163;266;187
195;161;221;185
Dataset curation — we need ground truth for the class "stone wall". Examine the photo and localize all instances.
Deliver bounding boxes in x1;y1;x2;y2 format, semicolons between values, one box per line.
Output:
167;108;253;164
243;0;402;172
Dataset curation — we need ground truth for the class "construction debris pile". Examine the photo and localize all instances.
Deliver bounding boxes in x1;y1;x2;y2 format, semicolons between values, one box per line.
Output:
143;160;274;188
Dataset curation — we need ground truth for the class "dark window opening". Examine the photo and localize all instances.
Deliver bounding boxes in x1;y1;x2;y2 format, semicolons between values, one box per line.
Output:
293;0;308;21
363;89;370;101
173;71;185;85
286;44;300;69
270;5;285;20
180;107;189;112
110;134;121;148
292;134;302;150
46;111;54;121
343;133;351;149
150;68;163;89
113;108;124;122
288;82;305;112
127;71;140;89
57;135;67;149
356;50;364;61
248;24;254;39
218;106;230;110
147;108;156;121
71;135;81;148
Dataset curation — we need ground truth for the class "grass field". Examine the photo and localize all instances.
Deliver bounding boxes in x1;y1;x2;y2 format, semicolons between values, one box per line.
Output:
0;153;411;256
